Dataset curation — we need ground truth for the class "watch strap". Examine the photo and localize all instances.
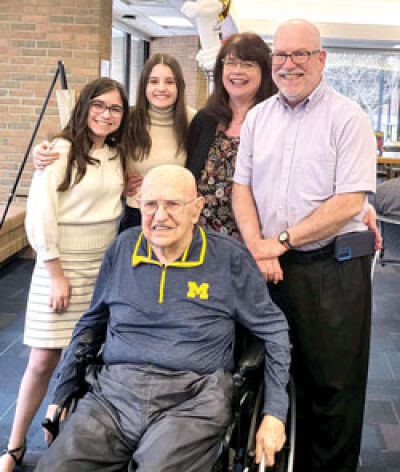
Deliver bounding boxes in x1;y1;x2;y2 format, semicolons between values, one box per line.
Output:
279;230;294;250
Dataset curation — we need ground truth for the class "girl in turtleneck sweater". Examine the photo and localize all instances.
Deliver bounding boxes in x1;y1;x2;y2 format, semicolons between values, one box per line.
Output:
33;53;196;232
119;53;196;231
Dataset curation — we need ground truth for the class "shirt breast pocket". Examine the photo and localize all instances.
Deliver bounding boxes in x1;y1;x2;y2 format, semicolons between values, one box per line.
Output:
295;155;336;201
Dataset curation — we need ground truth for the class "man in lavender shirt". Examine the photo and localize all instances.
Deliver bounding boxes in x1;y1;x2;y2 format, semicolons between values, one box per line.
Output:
233;19;376;472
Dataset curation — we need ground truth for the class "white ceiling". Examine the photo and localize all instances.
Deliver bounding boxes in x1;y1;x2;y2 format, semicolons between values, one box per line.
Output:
233;0;400;26
113;0;400;48
113;0;192;39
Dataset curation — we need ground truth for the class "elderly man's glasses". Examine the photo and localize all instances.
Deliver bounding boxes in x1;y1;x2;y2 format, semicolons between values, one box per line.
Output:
90;100;123;117
221;59;258;71
137;199;196;216
270;50;320;66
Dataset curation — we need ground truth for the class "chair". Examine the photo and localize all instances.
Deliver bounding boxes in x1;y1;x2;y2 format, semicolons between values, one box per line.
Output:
376;214;400;267
44;330;295;472
213;330;295;472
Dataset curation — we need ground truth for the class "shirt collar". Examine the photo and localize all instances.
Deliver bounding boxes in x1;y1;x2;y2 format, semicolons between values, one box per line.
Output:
276;77;327;112
131;226;207;268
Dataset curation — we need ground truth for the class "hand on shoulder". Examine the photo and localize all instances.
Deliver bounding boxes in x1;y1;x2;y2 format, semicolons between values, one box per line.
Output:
32;140;62;170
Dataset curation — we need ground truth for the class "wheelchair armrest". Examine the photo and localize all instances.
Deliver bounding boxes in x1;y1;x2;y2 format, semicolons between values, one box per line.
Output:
42;332;102;445
377;214;400;225
75;332;99;364
236;337;264;377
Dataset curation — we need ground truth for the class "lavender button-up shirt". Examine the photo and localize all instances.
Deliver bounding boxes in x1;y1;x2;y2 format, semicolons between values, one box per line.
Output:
234;80;376;251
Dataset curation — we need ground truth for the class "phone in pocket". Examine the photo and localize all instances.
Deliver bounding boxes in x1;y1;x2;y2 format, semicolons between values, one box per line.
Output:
334;230;375;261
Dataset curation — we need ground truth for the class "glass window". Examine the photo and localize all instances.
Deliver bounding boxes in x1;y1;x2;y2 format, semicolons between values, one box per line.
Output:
111;27;126;86
110;27;147;104
129;37;146;105
325;49;400;145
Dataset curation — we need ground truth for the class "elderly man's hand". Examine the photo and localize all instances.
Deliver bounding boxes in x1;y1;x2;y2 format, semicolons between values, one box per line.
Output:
43;404;67;445
256;414;286;467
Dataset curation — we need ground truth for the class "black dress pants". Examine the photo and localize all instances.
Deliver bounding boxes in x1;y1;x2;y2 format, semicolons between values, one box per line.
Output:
269;253;371;472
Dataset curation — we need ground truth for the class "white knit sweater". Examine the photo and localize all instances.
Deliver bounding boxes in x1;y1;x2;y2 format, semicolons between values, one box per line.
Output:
25;138;124;261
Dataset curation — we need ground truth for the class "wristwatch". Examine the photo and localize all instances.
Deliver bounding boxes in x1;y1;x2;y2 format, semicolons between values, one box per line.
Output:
278;230;294;250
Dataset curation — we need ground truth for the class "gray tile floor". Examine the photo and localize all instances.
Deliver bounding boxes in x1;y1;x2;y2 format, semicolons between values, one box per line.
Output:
0;257;399;471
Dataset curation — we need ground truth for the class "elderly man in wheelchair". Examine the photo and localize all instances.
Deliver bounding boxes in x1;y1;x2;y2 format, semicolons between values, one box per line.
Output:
36;165;291;472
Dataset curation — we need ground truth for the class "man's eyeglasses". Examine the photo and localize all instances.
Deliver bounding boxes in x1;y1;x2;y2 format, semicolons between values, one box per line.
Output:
90;100;123;117
137;199;197;216
221;59;258;71
270;50;320;66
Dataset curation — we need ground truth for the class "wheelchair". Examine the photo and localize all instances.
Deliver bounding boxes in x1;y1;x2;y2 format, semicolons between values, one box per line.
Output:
44;328;295;472
376;214;400;267
212;329;295;472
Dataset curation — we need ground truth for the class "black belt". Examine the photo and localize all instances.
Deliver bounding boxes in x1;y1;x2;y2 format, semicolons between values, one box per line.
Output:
281;242;335;265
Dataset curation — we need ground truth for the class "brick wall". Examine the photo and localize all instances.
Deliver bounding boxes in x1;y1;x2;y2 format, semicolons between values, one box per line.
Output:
0;0;112;203
150;35;207;111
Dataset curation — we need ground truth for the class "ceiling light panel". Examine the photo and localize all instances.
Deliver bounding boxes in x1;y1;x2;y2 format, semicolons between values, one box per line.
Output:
149;15;193;27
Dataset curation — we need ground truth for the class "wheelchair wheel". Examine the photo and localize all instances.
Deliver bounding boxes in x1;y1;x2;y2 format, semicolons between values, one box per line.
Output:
244;376;295;472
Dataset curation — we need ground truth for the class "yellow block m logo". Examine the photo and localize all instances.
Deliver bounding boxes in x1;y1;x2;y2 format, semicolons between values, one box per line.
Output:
187;282;209;300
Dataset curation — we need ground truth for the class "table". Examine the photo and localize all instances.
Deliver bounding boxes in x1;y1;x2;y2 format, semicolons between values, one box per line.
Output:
377;155;400;165
377;153;400;179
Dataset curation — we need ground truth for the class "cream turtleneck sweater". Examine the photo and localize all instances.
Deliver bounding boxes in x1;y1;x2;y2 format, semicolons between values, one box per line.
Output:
126;105;196;208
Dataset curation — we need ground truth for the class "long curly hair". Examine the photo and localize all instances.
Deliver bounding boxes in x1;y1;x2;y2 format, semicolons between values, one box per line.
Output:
128;53;189;162
57;77;129;191
205;33;277;129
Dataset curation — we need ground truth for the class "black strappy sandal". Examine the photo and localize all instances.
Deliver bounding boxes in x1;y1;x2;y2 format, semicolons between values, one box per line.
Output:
1;442;26;471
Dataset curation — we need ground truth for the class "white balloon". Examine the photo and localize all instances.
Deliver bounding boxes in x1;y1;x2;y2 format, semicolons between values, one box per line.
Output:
181;0;222;72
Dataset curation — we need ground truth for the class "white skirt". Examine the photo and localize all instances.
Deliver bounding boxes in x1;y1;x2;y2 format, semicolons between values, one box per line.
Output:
24;221;117;349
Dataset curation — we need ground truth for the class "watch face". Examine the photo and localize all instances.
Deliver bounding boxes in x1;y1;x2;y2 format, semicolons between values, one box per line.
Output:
279;231;288;243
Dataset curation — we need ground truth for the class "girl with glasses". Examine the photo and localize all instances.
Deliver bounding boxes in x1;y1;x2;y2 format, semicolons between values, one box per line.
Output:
0;78;129;472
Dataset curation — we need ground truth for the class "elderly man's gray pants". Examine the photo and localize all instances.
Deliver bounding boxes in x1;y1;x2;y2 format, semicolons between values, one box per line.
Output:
35;364;232;472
